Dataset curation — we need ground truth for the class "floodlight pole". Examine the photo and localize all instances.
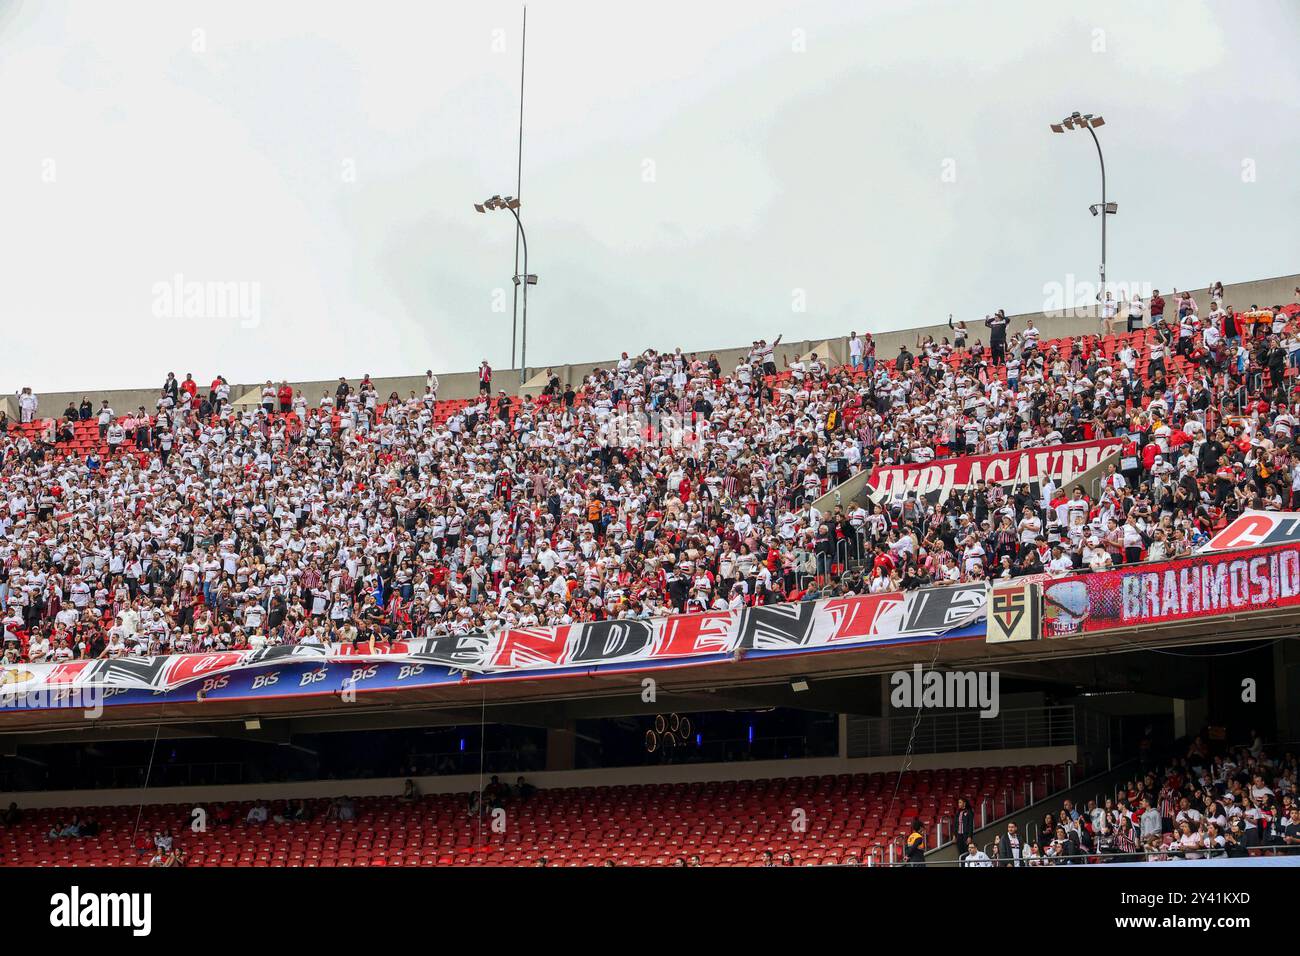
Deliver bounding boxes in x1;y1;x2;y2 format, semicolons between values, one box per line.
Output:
1083;121;1107;303
504;206;531;385
1052;113;1111;309
475;196;533;386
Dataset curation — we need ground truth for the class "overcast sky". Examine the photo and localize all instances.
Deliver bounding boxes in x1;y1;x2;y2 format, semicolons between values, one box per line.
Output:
2;0;1298;393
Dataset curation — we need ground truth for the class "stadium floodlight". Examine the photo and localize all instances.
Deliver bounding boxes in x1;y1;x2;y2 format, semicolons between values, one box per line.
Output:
476;193;535;383
791;678;810;693
244;719;261;731
1050;112;1111;304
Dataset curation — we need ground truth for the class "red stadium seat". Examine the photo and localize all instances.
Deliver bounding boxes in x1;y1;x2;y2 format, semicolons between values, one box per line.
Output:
0;764;1068;867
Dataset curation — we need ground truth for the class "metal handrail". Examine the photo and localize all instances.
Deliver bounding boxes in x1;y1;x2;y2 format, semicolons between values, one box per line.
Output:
849;705;1082;758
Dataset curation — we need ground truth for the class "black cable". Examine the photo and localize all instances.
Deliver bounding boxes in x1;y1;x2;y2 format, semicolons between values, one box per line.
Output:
129;706;166;849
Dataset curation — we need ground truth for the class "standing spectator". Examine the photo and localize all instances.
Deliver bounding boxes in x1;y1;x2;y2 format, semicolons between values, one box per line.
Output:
1101;291;1117;335
848;331;864;370
1139;798;1162;841
15;388;37;424
904;818;926;866
953;796;976;848
948;314;968;348
1125;292;1145;332
997;821;1025;866
96;400;115;438
984;310;1009;364
1148;289;1166;326
105;418;126;456
758;336;782;377
1280;807;1300;854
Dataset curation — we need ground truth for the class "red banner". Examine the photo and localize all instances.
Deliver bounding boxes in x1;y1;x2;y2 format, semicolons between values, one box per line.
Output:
866;438;1124;504
1042;543;1300;637
0;585;988;697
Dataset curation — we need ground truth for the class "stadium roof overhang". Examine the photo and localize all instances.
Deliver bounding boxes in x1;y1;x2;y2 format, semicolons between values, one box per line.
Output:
2;606;1295;741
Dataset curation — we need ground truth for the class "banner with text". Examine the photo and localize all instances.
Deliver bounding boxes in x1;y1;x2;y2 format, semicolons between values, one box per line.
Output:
0;584;988;704
1042;543;1300;637
866;438;1125;505
1202;510;1300;553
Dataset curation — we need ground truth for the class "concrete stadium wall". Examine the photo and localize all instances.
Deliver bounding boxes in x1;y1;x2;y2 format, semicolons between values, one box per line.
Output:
0;745;1076;810
8;273;1296;420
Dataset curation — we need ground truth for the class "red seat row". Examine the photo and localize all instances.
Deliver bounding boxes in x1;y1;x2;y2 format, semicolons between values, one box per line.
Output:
0;764;1063;867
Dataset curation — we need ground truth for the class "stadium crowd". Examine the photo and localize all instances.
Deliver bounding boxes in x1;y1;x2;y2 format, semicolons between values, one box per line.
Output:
1;288;1299;662
968;734;1300;865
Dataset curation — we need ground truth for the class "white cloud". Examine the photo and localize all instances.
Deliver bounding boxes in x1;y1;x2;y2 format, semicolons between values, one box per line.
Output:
0;0;1296;391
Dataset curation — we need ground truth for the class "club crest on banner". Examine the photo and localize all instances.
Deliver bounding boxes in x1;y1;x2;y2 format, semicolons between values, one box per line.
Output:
987;581;1041;643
